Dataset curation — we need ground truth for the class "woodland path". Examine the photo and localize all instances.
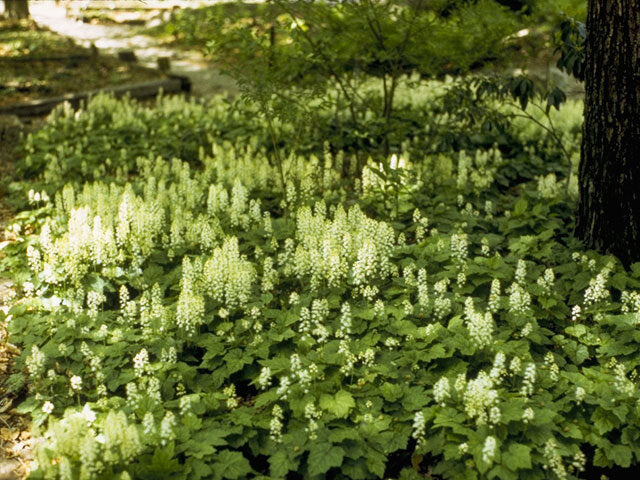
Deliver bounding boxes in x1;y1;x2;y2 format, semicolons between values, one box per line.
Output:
30;1;237;99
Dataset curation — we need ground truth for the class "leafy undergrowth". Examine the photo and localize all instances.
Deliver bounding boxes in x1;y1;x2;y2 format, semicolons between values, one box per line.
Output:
143;2;275;50
3;85;640;480
0;19;160;107
143;0;586;75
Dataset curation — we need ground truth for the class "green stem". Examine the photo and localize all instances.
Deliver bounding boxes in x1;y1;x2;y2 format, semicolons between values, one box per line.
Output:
265;112;288;209
506;102;573;192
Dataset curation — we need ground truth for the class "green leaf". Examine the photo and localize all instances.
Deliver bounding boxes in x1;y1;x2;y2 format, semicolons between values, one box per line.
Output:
188;459;213;480
320;390;355;418
593;448;609;467
329;428;360;443
592;408;619;435
183;440;215;460
609;445;632;467
183;427;227;459
213;450;252;479
269;450;292;478
601;314;638;329
424;344;448;361
502;443;531;471
546;87;567;111
513;198;528;217
488;464;519;480
611;404;629;422
434;409;468;435
142;264;164;284
500;399;526;423
365;448;386;477
254;389;280;409
380;382;403;402
565;324;587;337
402;386;429;410
147;445;182;477
609;273;627;292
575;345;589;364
561;422;583;440
308;443;345;476
16;397;37;414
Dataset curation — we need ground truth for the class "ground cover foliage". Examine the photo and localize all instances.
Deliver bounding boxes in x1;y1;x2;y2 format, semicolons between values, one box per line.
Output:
4;77;640;479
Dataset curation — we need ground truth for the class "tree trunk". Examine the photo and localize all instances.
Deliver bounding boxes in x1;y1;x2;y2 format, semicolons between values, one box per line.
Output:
4;0;29;19
575;0;640;267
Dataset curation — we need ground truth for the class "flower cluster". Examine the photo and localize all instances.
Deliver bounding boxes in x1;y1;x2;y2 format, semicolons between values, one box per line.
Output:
543;438;567;480
26;345;46;378
536;268;555;295
270;405;284;443
488;279;501;313
292;204;394;290
450;233;468;263
613;362;635;397
544;352;559;382
521;363;536;397
304;402;321;440
463;371;499;426
433;279;452;320
464;298;494;348
160;411;176;445
537;173;563;198
176;258;205;335
584;266;612;305
482;436;497;465
411;411;426;445
36;408;142;479
203;236;255;308
621;290;640;314
508;282;531;315
257;366;272;390
433;377;450;406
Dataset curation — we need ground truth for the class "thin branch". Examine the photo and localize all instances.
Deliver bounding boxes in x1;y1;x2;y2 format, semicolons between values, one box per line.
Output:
275;0;365;124
505;100;574;192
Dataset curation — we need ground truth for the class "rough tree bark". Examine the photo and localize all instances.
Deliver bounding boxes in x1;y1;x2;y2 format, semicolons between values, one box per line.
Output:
3;0;29;19
575;0;640;267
